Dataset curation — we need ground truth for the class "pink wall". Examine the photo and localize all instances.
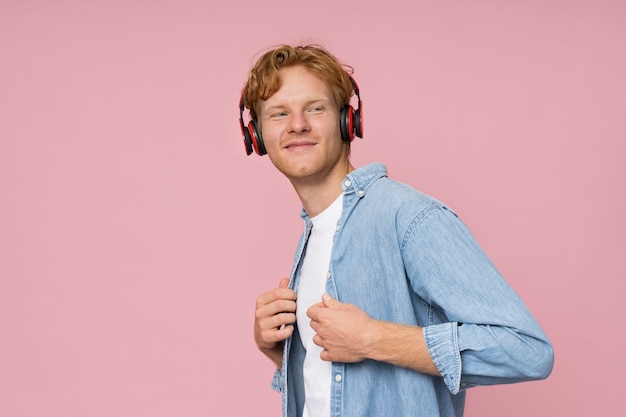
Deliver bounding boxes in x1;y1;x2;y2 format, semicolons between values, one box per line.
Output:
1;1;624;416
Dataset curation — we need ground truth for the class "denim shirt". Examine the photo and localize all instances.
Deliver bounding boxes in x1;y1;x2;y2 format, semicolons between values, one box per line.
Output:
271;163;554;417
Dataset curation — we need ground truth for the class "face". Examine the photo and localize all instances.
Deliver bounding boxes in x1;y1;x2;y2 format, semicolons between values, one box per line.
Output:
258;66;351;187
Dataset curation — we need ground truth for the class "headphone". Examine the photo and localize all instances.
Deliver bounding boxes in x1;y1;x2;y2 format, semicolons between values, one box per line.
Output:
238;75;363;156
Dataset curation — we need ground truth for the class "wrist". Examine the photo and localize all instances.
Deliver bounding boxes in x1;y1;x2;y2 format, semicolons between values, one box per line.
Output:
363;319;395;362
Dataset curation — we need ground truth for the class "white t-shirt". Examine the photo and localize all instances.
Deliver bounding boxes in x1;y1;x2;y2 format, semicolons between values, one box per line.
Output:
296;194;343;417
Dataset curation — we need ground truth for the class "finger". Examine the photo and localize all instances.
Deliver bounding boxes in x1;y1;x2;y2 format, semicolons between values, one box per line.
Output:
267;311;297;328
273;324;294;341
312;333;324;348
256;286;296;307
309;318;319;333
322;293;339;308
255;300;297;324
257;323;294;347
256;312;296;338
319;348;331;362
273;298;297;313
306;302;323;320
278;278;290;289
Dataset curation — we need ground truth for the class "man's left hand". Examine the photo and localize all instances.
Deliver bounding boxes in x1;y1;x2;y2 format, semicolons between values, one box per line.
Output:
307;293;374;363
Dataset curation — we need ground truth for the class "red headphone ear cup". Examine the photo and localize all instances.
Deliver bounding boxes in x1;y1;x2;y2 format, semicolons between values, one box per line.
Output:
240;123;254;155
354;103;363;138
248;120;267;155
339;105;355;142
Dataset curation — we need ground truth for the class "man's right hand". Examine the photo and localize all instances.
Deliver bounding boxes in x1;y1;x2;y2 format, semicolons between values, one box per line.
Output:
254;278;297;369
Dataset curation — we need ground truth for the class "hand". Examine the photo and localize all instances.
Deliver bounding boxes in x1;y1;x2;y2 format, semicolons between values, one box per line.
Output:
307;293;374;363
307;294;440;375
254;278;297;368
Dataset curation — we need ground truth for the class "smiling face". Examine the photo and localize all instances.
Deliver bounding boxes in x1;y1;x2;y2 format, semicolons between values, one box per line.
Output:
258;66;352;189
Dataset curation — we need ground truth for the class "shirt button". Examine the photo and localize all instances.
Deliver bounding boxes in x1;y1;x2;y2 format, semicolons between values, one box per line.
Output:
344;180;352;187
327;271;331;279
335;374;342;382
335;224;341;232
357;190;364;196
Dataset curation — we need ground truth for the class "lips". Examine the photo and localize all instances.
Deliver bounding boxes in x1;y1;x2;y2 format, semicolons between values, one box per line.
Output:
284;140;316;149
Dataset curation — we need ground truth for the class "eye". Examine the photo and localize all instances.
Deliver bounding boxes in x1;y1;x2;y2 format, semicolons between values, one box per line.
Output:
270;111;288;119
307;106;324;113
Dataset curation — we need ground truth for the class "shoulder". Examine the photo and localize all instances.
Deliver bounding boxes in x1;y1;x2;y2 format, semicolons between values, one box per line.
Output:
349;163;440;208
349;162;460;224
371;175;451;217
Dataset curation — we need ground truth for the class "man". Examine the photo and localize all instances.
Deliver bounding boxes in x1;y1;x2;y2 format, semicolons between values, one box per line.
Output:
241;44;553;417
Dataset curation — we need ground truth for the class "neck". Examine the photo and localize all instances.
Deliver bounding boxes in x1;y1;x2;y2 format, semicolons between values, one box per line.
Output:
291;160;354;218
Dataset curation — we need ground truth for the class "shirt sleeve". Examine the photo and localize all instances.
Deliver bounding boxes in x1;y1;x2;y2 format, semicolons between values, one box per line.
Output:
422;321;462;393
271;368;284;393
403;205;554;394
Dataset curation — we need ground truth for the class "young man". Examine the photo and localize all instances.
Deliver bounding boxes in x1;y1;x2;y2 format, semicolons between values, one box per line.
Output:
241;44;553;417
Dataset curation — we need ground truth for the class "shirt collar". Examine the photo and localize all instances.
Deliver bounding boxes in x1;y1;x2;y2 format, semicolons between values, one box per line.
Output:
342;162;388;196
300;162;388;220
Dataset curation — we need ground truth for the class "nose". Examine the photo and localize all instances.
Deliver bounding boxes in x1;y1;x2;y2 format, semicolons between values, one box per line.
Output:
288;111;311;134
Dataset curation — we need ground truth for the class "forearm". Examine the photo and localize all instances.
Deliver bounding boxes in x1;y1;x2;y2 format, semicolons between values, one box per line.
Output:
364;320;441;377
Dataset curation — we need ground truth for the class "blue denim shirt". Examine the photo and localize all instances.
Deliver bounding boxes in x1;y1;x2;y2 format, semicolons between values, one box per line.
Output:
271;163;554;417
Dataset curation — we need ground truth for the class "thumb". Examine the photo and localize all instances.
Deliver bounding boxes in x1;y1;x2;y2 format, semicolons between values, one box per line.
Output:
322;293;339;307
278;278;290;289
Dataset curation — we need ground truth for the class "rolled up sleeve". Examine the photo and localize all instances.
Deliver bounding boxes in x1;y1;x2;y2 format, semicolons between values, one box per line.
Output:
423;322;463;394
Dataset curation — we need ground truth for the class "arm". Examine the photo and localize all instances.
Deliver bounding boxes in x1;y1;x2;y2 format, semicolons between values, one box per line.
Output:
308;205;553;393
253;278;297;369
404;206;554;392
308;294;440;376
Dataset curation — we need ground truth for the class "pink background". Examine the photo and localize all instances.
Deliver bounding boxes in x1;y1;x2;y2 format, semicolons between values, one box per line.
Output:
1;0;624;416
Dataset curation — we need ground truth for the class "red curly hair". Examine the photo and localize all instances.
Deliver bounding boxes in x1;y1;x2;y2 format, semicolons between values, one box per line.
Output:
241;44;354;121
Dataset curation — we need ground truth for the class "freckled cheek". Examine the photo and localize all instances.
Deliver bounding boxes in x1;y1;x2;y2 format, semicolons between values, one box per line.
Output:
262;131;289;158
259;128;279;150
